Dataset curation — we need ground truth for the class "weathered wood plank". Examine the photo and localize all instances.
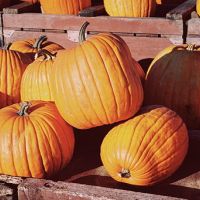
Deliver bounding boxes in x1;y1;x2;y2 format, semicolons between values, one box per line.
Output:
18;179;185;200
166;0;196;20
3;14;184;35
187;18;200;35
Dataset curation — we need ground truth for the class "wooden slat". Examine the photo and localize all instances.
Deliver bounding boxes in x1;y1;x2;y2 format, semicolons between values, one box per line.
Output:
3;30;182;61
3;14;183;35
166;0;196;20
187;18;200;35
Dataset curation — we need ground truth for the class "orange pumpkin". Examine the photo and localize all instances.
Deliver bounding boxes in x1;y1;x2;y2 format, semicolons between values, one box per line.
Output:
0;101;75;178
9;35;64;60
21;50;56;102
0;49;31;108
101;106;189;186
104;0;156;17
197;0;200;16
52;22;144;129
144;44;200;129
40;0;91;15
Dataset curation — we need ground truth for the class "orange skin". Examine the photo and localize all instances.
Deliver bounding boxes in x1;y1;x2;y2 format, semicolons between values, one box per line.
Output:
52;33;144;129
104;0;156;17
144;44;200;129
197;0;200;16
0;49;31;108
21;50;56;102
40;0;91;15
0;101;75;178
101;106;189;186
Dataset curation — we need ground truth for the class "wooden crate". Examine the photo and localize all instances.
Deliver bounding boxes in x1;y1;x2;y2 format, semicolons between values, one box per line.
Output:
187;11;200;44
2;0;196;63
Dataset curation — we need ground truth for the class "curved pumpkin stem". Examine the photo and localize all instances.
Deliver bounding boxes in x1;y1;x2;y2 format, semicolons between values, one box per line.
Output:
3;42;12;50
35;49;57;60
79;21;90;43
120;169;131;178
33;35;48;50
17;102;31;116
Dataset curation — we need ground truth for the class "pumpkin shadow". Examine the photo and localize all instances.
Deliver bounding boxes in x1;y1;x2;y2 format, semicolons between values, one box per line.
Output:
138;58;153;74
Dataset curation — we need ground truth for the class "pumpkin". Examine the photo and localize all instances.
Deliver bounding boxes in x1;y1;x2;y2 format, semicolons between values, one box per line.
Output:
132;58;145;83
101;106;188;186
0;101;75;178
52;22;144;129
144;44;200;129
8;35;64;60
21;50;56;102
104;0;156;17
40;0;91;15
197;0;200;16
0;49;31;109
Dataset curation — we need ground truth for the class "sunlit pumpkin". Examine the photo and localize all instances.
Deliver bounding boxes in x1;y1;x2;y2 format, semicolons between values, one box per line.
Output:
101;106;188;186
0;101;75;178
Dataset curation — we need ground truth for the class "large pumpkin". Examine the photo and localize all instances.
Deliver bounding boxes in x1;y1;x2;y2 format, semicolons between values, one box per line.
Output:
21;50;56;102
197;0;200;16
40;0;91;15
52;22;144;129
104;0;156;17
144;44;200;129
9;35;64;60
0;49;31;108
0;101;75;178
101;106;188;186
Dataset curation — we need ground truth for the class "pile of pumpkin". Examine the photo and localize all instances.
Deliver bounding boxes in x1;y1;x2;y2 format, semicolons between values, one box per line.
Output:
20;0;187;17
0;20;199;187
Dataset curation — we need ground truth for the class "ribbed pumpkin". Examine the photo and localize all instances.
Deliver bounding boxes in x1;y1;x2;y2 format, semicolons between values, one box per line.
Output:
21;50;56;102
40;0;91;15
197;0;200;16
9;35;64;60
0;101;75;178
144;44;200;129
52;22;144;129
104;0;156;17
101;106;189;186
0;49;31;108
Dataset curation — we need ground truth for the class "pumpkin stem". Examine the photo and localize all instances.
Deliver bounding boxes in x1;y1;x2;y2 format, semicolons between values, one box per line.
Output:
79;21;90;43
3;42;12;50
17;102;31;116
34;49;57;60
33;35;48;50
120;169;131;178
186;44;196;51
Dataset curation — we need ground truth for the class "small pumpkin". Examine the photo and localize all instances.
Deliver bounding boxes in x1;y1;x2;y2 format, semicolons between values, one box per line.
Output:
8;35;64;60
144;44;200;129
0;101;75;178
197;0;200;16
104;0;156;17
52;22;144;129
0;48;31;108
40;0;91;15
21;49;56;102
101;106;189;186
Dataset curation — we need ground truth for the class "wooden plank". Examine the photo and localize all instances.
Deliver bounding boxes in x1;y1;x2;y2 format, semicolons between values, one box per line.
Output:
3;2;40;14
166;0;196;20
187;18;200;35
18;178;185;200
3;14;184;35
3;30;182;61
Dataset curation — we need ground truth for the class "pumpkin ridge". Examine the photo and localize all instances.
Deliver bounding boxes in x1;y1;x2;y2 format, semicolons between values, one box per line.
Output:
28;118;46;177
79;43;110;124
95;36;133;115
127;109;171;170
11;116;18;176
87;38;120;121
134;120;185;176
35;113;63;171
74;46;104;125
